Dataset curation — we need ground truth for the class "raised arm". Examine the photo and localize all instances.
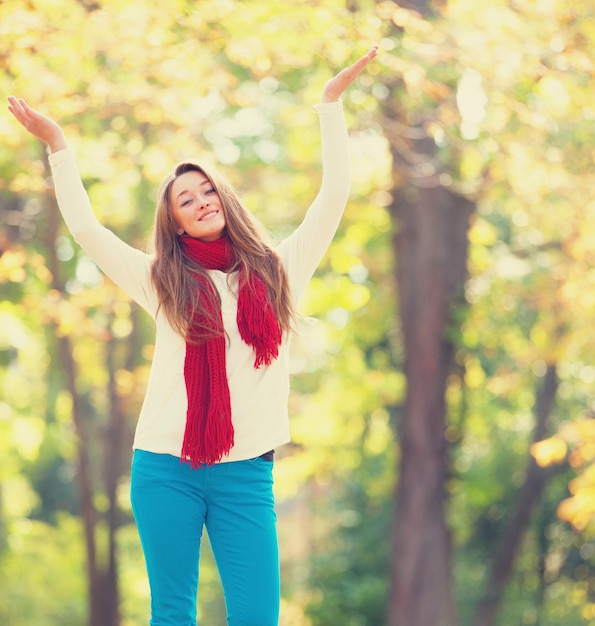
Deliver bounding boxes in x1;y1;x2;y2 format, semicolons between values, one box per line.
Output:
7;96;155;313
281;47;378;301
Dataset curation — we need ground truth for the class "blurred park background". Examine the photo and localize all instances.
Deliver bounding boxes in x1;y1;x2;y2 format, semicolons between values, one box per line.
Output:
0;0;594;624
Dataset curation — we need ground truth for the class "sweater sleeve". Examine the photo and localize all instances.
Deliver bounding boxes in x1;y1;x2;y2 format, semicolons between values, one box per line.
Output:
48;148;156;315
278;100;351;305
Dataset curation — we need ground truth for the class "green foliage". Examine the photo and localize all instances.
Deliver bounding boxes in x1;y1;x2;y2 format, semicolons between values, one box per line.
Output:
305;453;393;626
0;516;86;625
1;0;594;625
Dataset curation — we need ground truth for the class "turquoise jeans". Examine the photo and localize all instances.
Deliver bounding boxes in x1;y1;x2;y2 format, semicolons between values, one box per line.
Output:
130;450;280;626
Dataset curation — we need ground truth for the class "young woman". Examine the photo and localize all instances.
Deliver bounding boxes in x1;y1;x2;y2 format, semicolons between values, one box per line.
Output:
8;46;377;626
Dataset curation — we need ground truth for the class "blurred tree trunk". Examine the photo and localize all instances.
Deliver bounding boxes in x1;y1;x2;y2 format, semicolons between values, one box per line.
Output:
387;175;473;626
102;307;139;626
42;153;122;626
378;4;472;624
472;364;560;626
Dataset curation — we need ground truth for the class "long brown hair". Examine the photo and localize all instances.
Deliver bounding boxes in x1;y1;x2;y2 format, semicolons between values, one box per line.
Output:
150;161;293;341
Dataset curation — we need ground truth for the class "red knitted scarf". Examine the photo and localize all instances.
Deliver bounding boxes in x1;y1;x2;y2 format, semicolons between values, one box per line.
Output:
179;235;282;467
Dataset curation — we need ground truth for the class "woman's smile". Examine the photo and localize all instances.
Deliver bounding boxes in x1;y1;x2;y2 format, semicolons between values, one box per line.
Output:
171;170;226;241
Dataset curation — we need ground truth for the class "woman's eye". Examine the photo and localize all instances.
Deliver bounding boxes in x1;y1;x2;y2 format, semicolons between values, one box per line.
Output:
181;198;193;207
206;188;216;195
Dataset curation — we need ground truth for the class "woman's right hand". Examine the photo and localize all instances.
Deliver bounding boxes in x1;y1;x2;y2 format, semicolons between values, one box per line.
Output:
7;96;67;153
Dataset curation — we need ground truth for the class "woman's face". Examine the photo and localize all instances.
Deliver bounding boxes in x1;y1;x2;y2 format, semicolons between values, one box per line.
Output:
170;170;226;241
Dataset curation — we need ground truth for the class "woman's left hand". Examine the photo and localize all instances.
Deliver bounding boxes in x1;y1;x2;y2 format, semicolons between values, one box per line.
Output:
321;46;378;103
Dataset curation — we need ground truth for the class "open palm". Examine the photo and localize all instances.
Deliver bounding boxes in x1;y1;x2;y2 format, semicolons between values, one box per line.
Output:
322;46;378;103
7;96;66;152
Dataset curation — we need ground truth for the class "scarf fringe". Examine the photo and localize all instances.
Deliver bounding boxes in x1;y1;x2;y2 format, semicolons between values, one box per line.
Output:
181;403;234;467
237;280;282;368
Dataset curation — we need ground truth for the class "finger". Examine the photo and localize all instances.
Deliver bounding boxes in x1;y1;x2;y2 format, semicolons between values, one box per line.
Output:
7;97;34;130
7;96;21;116
7;98;26;123
19;97;33;114
8;96;26;117
352;46;378;70
338;48;378;81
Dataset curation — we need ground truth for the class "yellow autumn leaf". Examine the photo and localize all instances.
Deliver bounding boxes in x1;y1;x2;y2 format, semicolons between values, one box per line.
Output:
530;436;567;467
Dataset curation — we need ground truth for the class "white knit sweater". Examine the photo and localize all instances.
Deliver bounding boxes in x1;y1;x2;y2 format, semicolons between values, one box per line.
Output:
49;100;351;463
